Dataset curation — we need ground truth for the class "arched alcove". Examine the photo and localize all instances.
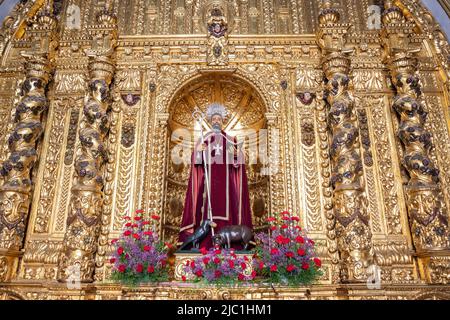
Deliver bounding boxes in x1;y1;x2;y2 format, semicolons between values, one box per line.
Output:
162;72;270;243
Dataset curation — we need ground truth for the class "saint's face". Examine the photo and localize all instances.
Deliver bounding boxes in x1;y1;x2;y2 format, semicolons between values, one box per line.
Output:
211;114;223;131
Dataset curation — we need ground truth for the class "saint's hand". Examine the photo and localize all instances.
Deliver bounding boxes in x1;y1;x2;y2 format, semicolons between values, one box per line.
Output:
197;143;207;152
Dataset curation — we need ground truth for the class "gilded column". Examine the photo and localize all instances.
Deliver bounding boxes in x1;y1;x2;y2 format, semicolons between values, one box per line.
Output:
316;1;374;282
0;2;57;282
57;2;118;283
381;1;450;284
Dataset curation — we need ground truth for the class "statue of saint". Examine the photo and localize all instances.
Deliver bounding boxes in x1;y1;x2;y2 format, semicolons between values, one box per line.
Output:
178;103;253;249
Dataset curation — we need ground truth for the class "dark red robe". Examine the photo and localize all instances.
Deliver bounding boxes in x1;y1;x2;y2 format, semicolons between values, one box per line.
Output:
179;130;253;249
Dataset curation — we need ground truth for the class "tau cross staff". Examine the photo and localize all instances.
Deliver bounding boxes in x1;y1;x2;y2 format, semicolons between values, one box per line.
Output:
192;107;215;237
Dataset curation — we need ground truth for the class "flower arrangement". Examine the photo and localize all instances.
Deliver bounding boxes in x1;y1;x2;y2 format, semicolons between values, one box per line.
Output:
110;210;172;285
253;211;323;286
183;247;256;285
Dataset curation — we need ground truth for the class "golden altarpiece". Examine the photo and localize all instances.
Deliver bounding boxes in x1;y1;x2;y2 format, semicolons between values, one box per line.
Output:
0;0;449;300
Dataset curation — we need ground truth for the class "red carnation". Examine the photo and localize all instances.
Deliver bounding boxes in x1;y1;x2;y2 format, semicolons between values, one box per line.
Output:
215;270;222;278
297;248;306;256
270;248;279;255
135;209;144;214
259;261;264;270
266;217;276;222
286;264;295;272
134;216;141;221
144;231;153;236
125;223;132;227
214;249;222;255
283;237;290;244
286;251;294;258
281;211;290;215
238;274;245;281
251;270;257;279
314;258;322;267
309;239;315;245
291;216;300;222
282;216;290;221
195;270;203;277
302;262;310;270
181;275;187;282
270;226;277;231
151;215;160;221
133;233;140;240
147;265;155;273
295;236;305;244
270;265;278;272
190;261;195;268
228;260;235;268
117;247;124;255
132;224;138;228
240;262;247;270
136;264;143;273
110;258;116;264
111;239;118;244
142;221;150;226
281;224;288;229
275;235;285;245
165;242;173;249
123;216;131;220
244;256;249;262
213;257;221;264
200;247;208;255
118;264;126;273
123;230;131;236
203;257;210;265
161;260;167;266
143;245;151;252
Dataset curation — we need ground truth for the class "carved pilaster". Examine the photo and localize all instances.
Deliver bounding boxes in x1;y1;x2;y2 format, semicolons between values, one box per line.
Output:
381;1;450;284
316;1;374;282
57;2;118;283
0;1;57;282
